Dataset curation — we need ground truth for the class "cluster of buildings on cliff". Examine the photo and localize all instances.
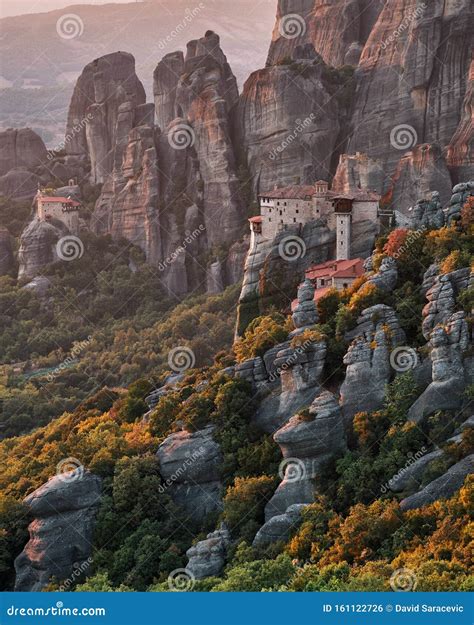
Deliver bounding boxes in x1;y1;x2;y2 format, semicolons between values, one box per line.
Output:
250;179;381;301
33;185;81;233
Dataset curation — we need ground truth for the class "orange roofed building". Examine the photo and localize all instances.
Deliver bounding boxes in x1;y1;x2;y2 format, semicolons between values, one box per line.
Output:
291;258;365;309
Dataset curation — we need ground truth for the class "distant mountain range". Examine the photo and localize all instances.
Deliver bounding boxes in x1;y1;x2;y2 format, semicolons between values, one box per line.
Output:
0;0;275;145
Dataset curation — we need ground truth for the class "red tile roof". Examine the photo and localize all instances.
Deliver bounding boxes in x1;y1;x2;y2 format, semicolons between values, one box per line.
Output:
248;216;262;223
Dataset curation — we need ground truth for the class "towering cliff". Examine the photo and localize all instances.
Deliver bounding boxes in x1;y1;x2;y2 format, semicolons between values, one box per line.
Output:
266;0;385;68
154;31;246;247
256;0;474;212
235;45;342;196
65;52;147;184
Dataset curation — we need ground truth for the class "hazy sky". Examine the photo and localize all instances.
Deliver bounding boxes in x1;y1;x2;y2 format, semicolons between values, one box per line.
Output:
1;0;136;18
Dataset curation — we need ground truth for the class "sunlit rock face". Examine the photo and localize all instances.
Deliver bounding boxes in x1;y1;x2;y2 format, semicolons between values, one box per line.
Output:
65;52;146;184
14;471;102;592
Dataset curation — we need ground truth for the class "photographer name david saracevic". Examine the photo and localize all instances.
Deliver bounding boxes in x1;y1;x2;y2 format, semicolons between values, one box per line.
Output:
396;604;464;613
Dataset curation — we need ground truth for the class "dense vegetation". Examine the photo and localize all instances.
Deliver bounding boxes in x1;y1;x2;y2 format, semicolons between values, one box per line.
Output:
0;214;472;592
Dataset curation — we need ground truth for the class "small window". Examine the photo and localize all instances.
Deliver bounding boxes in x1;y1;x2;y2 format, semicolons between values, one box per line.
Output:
296;209;299;214
343;283;348;288
269;218;271;222
293;218;296;223
280;210;282;216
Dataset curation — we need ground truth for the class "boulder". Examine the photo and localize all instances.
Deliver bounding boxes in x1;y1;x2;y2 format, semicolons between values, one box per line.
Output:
186;525;230;579
18;218;67;280
253;504;306;547
367;257;398;292
0;128;47;176
156;426;223;522
400;455;474;511
14;471;102;591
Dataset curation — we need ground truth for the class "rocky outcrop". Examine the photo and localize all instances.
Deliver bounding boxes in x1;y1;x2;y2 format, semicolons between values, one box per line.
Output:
422;267;471;340
411;191;446;230
186;525;231;579
366;257;398;292
341;305;406;425
65;52;146;184
237;220;335;337
0;128;47;177
408;312;471;423
236;46;341;197
292;279;318;331
156;425;223;522
266;0;385;68
18;218;68;280
14;471;102;592
387;449;444;494
445;181;474;225
400;455;474;511
155;31;245;248
264;392;345;520
92;118;162;266
0;227;13;275
253;335;327;434
253;503;306;547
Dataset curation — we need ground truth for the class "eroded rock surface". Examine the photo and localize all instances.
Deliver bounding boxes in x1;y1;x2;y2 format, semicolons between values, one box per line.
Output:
14;471;101;592
265;392;345;520
186;525;230;579
253;504;306;547
157;425;223;522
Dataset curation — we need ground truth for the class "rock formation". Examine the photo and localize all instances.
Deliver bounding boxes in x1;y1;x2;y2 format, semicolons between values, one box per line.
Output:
341;305;406;425
18;218;68;280
235;45;341;197
266;0;385;68
400;455;474;511
366;257;398;292
0;128;48;177
264;391;345;520
447;59;474;182
14;471;101;592
253;503;306;547
446;181;474;225
65;52;146;184
421;268;471;340
156;425;223;522
292;279;318;331
411;191;446;230
237;220;335;337
408;311;471;423
155;31;245;247
186;525;231;579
